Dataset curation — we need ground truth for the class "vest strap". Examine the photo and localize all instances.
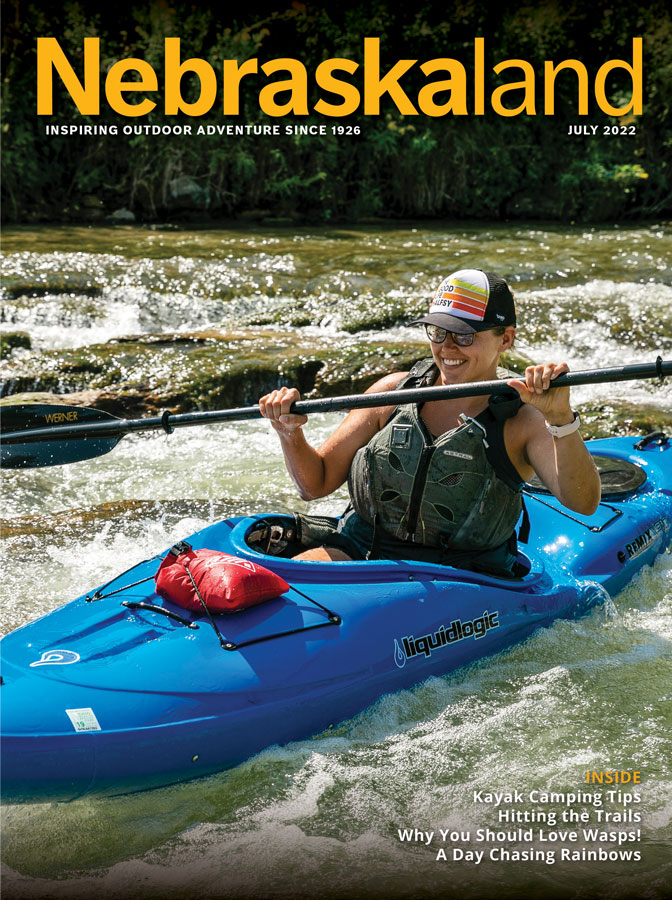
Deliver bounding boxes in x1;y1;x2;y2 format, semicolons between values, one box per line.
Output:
366;514;381;561
518;496;530;544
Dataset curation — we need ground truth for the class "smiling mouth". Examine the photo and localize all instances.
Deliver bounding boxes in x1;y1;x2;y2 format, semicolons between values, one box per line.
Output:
441;359;466;367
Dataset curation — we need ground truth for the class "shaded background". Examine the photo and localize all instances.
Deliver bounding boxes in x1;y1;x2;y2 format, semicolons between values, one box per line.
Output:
2;0;671;224
2;5;672;899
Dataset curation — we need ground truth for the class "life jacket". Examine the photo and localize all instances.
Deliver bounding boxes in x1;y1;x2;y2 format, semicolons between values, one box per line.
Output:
347;359;525;552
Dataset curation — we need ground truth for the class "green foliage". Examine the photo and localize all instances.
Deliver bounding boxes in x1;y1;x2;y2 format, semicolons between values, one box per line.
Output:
2;0;671;223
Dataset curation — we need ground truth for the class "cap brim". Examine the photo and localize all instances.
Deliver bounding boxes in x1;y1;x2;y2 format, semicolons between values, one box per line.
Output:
410;313;486;334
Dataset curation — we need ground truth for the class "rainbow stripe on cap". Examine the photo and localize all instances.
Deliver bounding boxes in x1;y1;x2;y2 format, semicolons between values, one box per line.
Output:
430;269;489;322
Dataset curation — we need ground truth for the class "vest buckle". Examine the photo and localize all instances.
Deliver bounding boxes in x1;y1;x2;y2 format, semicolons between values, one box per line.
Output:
458;413;490;448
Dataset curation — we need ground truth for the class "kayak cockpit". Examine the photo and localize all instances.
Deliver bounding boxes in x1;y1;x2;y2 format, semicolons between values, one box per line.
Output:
225;515;545;591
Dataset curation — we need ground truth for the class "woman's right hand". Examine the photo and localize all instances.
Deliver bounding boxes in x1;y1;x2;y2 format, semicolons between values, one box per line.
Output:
259;386;308;436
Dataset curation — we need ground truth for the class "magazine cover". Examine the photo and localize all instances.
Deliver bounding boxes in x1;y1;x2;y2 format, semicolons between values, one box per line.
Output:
1;1;671;899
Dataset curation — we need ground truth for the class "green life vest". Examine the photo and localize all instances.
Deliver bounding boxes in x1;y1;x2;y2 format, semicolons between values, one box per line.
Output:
347;360;524;552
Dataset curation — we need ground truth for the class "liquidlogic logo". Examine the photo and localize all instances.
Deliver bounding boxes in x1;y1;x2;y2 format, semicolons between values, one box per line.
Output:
30;649;81;667
394;610;499;668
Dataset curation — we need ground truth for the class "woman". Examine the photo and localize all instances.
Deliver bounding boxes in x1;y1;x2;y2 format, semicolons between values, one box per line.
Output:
259;268;601;576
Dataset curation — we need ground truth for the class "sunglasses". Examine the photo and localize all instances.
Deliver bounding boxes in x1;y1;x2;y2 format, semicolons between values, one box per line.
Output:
424;323;477;347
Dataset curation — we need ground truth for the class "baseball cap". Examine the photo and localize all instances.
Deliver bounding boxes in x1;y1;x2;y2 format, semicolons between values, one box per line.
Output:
411;269;516;334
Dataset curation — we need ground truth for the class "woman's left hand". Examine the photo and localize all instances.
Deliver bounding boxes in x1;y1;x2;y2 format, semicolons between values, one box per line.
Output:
508;362;575;425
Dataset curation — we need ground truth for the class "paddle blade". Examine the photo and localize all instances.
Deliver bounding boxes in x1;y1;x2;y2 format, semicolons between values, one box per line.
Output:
0;404;123;469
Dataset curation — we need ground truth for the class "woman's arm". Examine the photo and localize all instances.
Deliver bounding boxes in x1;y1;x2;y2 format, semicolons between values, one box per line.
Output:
506;363;602;515
259;372;407;500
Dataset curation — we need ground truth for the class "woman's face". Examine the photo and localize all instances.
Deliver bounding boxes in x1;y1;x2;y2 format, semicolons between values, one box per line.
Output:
428;325;515;384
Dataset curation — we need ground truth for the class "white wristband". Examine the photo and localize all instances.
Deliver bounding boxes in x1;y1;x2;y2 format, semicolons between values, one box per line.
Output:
545;411;581;438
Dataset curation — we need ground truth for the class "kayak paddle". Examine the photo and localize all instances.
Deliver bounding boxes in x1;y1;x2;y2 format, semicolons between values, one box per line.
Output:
1;357;670;469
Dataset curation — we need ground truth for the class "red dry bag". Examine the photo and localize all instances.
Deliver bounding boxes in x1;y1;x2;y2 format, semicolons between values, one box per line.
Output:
155;542;289;614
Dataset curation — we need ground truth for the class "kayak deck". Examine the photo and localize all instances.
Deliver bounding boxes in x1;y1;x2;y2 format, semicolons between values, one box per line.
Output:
1;435;670;802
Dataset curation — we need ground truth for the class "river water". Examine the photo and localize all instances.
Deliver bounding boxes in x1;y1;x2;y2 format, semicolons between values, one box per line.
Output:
1;223;671;900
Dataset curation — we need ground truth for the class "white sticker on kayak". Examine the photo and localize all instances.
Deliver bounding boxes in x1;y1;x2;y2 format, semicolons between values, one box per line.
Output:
66;708;101;732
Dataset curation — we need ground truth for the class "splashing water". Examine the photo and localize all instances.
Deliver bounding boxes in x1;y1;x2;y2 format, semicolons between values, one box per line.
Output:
1;224;671;900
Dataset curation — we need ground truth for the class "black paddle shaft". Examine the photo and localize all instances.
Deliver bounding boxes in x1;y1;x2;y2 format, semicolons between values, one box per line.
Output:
2;358;670;447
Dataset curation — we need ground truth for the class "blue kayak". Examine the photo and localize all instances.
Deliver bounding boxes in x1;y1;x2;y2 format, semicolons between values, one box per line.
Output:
1;435;671;803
